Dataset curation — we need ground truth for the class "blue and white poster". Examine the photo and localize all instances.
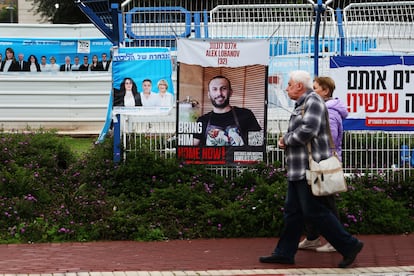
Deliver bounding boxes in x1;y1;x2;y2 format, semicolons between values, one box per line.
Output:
330;56;414;131
0;38;112;64
112;47;175;112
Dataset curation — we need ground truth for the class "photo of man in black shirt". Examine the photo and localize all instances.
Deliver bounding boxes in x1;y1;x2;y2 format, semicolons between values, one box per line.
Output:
193;75;261;147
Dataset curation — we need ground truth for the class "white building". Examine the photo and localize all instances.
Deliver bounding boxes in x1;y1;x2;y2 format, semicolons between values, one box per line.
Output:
17;0;44;23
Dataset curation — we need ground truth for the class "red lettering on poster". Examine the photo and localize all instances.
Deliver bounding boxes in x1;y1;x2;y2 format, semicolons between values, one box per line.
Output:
178;147;227;165
347;92;398;113
177;147;200;160
201;147;226;160
366;117;414;127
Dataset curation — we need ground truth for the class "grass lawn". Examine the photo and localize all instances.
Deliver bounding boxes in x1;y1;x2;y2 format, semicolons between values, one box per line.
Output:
60;136;98;156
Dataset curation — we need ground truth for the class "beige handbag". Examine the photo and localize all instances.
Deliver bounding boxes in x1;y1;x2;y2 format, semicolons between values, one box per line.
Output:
305;109;347;196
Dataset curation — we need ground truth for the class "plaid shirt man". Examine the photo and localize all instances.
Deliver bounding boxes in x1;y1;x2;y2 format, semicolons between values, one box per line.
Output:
260;70;363;268
283;90;331;181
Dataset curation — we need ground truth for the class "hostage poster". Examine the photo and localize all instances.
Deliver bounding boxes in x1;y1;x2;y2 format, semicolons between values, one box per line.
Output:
329;56;414;131
176;39;269;165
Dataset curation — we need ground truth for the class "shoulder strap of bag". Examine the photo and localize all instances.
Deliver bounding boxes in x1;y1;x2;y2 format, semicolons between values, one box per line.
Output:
302;98;338;161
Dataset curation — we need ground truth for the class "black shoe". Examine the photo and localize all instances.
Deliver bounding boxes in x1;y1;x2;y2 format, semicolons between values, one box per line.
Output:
338;241;364;268
259;254;295;264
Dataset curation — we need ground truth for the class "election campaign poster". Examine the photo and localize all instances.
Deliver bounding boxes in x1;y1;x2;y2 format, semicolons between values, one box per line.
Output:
112;47;175;115
330;56;414;131
0;37;112;65
176;39;269;165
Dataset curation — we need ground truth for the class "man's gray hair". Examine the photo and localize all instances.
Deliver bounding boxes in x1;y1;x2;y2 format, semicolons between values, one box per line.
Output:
289;70;313;90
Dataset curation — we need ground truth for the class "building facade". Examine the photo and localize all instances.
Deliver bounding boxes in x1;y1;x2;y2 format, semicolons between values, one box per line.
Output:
17;0;43;23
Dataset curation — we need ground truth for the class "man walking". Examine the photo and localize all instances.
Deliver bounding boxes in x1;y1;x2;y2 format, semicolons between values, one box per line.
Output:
259;70;363;268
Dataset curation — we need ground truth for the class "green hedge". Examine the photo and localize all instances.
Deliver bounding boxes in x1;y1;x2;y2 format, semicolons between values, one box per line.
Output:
0;131;413;243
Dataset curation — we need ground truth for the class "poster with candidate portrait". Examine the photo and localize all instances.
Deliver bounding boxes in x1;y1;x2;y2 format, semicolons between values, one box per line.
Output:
176;39;269;165
112;47;175;114
0;37;112;65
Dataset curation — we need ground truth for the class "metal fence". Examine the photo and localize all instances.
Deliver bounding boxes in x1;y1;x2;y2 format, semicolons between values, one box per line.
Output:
120;113;414;181
115;1;414;181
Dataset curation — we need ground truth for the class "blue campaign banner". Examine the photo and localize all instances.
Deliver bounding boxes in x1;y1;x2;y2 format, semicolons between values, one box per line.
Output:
112;47;174;94
330;56;414;67
330;56;414;131
0;38;113;64
110;47;175;161
112;47;174;109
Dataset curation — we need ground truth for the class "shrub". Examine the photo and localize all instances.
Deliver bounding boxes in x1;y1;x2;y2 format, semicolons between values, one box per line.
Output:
336;174;414;234
0;131;413;243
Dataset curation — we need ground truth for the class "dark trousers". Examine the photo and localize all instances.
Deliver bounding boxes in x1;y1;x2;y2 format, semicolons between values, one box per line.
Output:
305;195;339;240
273;179;358;259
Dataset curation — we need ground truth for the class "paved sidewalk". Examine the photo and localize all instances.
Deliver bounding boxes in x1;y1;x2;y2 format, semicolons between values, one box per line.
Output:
0;234;413;275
